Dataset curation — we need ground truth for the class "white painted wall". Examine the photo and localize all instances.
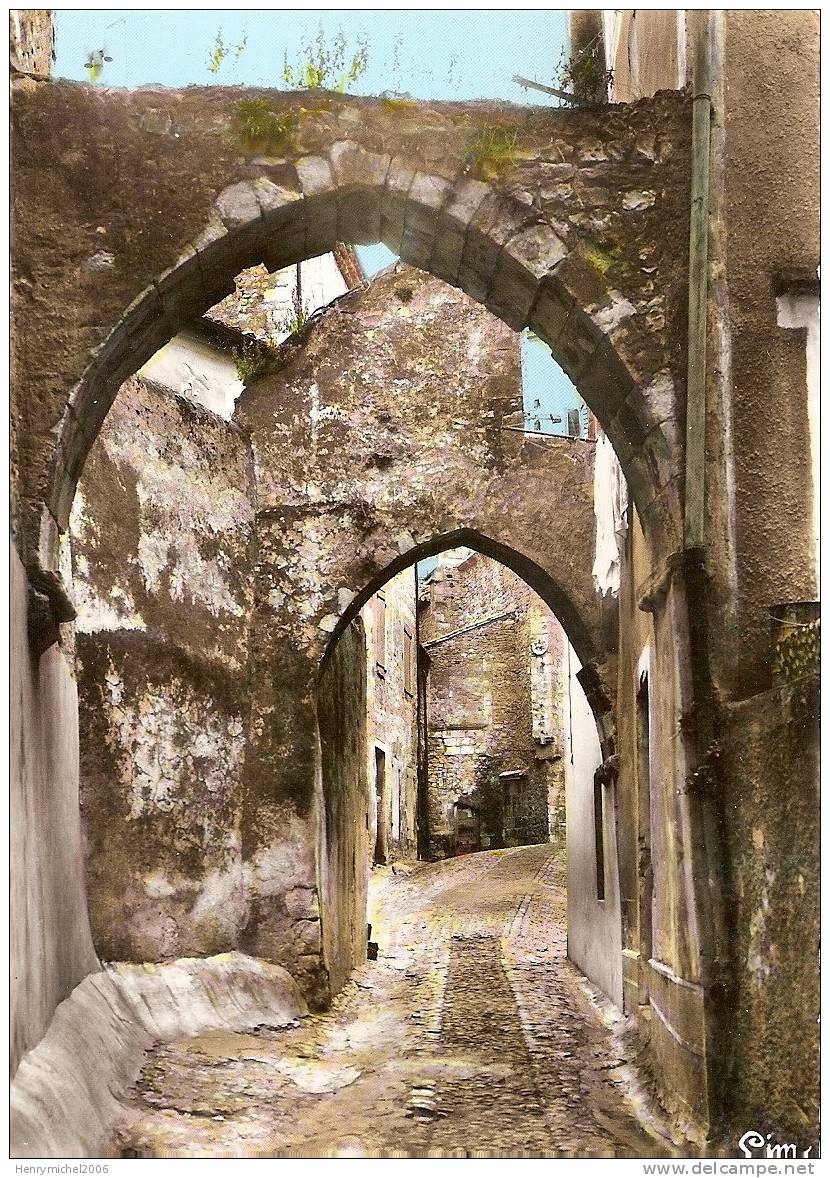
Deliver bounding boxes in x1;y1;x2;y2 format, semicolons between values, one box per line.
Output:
777;291;820;594
564;644;623;1009
139;331;243;419
11;546;100;1074
139;254;350;420
592;430;629;597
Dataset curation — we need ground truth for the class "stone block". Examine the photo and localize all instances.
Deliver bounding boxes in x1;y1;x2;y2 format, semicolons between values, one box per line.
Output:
527;279;573;350
577;336;637;426
304;192;340;258
441;177;492;238
338;188;382;246
214;180;262;231
153;263;209;328
554;305;603;387
486;225;568;331
380;161;417;254
428;226;466;288
408;171;452;217
295;154;336;199
253;177;304;223
328;142;391;192
399;220;436;271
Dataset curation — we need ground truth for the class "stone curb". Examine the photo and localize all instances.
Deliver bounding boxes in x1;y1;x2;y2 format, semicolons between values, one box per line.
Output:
10;952;307;1159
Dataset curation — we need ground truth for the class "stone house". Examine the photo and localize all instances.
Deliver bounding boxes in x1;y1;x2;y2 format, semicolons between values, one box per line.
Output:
362;566;420;865
418;549;573;858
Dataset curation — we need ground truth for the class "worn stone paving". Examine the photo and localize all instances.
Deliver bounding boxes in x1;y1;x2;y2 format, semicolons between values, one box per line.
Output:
117;845;676;1158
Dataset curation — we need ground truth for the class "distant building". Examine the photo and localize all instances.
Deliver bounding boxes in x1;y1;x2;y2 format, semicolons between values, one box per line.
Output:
417;550;572;859
360;567;420;865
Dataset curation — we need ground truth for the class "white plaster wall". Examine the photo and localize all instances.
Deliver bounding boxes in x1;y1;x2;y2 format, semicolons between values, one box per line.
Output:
564;645;623;1008
777;291;820;594
11;545;99;1073
139;330;243;418
138;254;349;420
361;566;419;859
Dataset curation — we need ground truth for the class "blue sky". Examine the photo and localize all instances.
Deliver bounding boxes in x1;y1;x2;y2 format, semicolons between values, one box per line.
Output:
54;10;569;100
53;11;585;435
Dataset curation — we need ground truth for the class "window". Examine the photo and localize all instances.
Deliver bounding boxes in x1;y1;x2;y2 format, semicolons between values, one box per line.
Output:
374;593;386;673
403;626;414;696
593;778;606;901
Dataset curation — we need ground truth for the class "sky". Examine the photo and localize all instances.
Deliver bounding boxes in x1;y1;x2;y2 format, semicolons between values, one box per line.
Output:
53;10;570;100
53;11;585;438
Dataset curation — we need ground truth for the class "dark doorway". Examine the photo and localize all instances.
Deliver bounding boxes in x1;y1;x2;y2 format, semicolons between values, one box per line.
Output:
453;801;481;855
593;777;606;902
374;746;388;865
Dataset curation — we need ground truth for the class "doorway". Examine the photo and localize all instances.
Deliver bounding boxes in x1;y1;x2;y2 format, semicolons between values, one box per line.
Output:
374;746;388;865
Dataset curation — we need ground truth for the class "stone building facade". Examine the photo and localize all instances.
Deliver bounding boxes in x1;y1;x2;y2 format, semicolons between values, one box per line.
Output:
420;550;570;859
9;9;53;77
361;567;420;865
566;10;820;1144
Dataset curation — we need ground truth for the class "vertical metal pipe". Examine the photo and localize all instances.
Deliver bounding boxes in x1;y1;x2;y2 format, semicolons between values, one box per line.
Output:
684;12;712;551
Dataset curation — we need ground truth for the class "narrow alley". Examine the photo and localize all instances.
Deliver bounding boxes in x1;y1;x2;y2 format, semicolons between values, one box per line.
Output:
117;845;674;1159
11;10;819;1160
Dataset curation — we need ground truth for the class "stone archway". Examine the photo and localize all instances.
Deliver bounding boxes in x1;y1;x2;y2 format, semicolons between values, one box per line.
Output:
68;259;615;1004
13;80;716;1128
11;82;691;634
317;529;610;998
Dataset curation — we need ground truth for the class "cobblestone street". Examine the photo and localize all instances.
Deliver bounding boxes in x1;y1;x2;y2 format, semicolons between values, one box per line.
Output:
118;845;677;1158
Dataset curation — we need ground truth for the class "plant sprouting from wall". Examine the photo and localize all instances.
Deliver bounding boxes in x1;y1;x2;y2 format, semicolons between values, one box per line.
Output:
207;29;248;75
513;33;613;108
233;99;298;152
282;24;369;93
275;285;313;338
463;126;520;180
556;34;613;107
231;339;276;386
83;47;112;83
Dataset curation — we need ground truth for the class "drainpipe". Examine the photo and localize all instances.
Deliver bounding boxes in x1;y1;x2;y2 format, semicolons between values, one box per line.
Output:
684;12;712;553
683;11;736;1139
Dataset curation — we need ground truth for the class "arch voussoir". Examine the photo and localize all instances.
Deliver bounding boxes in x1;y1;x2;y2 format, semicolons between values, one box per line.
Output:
485;221;568;331
398;172;452;270
12;85;692;603
428;176;492;287
379;158;417;254
458;192;539;305
295;154;339;256
328;141;391;245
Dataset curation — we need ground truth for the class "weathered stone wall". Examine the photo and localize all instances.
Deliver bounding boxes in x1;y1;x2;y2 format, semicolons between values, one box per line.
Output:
11;545;99;1075
719;693;819;1145
70;376;256;962
362;568;420;863
317;618;370;997
602;10;820;1145
230;262;604;976
420;552;565;858
603;505;711;1137
9;10;53;77
10;77;691;612
564;645;618;1008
